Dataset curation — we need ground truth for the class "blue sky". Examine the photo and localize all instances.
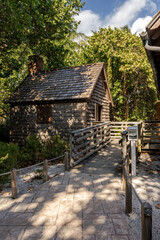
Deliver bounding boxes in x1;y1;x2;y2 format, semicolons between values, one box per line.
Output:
75;0;160;35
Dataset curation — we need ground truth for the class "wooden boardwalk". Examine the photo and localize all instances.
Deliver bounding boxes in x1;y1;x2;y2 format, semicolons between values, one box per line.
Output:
0;142;134;240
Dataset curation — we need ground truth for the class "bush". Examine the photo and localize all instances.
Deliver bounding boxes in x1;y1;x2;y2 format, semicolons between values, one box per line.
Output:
20;135;43;167
0;142;19;173
0;134;69;174
0;142;19;184
41;135;69;159
19;134;69;167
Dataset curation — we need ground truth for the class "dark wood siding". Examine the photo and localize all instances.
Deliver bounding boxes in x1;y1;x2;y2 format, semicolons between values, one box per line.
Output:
87;70;110;125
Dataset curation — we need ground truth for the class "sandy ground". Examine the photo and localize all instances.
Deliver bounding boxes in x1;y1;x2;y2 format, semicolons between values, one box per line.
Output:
126;152;160;240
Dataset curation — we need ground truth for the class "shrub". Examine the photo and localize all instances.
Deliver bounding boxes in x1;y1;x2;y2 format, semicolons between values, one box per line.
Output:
41;135;69;160
0;134;69;174
0;141;19;184
20;135;43;167
0;142;19;173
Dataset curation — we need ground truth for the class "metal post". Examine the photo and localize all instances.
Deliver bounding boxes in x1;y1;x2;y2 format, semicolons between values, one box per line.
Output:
141;202;152;240
43;160;48;182
11;169;18;199
131;140;136;177
64;152;69;171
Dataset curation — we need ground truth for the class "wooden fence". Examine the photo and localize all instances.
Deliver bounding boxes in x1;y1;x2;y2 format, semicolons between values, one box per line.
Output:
142;120;160;150
111;121;140;140
122;131;152;240
70;121;111;166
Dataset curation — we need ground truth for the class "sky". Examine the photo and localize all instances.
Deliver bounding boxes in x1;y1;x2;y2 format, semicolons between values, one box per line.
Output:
75;0;160;36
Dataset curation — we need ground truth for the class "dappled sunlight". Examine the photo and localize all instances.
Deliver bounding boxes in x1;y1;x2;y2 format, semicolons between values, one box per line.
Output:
0;144;134;239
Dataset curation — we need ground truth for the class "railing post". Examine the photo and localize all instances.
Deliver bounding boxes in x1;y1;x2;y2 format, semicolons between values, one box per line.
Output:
122;131;127;190
138;121;143;153
141;202;152;240
69;132;74;168
11;169;18;199
102;125;105;145
43;160;48;182
64;152;69;171
126;176;132;214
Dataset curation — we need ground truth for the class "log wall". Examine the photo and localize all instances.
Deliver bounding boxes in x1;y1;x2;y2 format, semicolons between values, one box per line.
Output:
87;71;110;124
10;102;87;145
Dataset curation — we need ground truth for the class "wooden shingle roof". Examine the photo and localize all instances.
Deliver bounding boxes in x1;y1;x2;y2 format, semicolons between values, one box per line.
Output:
9;62;112;104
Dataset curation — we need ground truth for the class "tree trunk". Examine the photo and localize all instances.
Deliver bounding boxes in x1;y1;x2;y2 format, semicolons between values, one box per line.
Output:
123;73;129;120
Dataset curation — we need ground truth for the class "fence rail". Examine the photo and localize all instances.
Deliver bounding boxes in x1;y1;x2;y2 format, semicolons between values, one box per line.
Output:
70;122;111;166
142;120;160;149
122;131;152;240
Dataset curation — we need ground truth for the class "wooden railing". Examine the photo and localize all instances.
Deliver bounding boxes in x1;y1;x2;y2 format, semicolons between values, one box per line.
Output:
142;120;160;149
122;131;152;240
70;122;111;166
111;121;140;139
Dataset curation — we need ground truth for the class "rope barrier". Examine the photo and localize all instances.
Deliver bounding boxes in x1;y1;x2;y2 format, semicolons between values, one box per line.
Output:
131;185;143;204
123;136;143;206
0;154;65;176
0;171;11;177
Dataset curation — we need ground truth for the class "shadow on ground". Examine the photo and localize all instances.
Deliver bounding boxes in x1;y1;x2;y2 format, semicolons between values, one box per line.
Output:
0;142;133;240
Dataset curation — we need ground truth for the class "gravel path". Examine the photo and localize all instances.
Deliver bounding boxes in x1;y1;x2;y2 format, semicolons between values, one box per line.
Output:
126;152;160;240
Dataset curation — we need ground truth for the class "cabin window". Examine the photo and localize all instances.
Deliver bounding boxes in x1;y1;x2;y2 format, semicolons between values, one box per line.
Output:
95;104;102;121
37;104;52;124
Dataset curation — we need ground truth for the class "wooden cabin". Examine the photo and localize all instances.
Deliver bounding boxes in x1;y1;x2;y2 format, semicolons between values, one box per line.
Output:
9;58;113;145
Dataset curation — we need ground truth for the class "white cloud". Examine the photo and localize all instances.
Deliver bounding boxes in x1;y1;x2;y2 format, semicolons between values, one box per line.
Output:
131;16;152;35
106;0;149;28
148;1;157;12
75;10;102;36
75;0;157;36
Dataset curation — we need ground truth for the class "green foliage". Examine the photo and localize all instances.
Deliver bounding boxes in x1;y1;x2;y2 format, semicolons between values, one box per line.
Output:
20;135;43;166
0;134;69;176
74;27;157;121
41;135;69;160
0;0;84;121
19;135;69;167
0;142;19;174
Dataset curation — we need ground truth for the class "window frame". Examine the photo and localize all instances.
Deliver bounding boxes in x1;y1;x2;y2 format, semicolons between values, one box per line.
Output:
37;104;52;124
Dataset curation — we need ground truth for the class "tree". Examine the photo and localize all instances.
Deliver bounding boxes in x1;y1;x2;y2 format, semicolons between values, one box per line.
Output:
0;0;84;121
75;27;157;121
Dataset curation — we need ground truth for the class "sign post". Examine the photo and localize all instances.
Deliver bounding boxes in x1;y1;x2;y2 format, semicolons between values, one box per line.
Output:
128;126;139;177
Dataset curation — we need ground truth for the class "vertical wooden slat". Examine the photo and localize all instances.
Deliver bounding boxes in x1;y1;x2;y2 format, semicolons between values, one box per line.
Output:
11;169;18;199
141;202;152;240
138;121;143;153
64;152;69;171
69;132;74;167
102;125;105;144
43;160;48;182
